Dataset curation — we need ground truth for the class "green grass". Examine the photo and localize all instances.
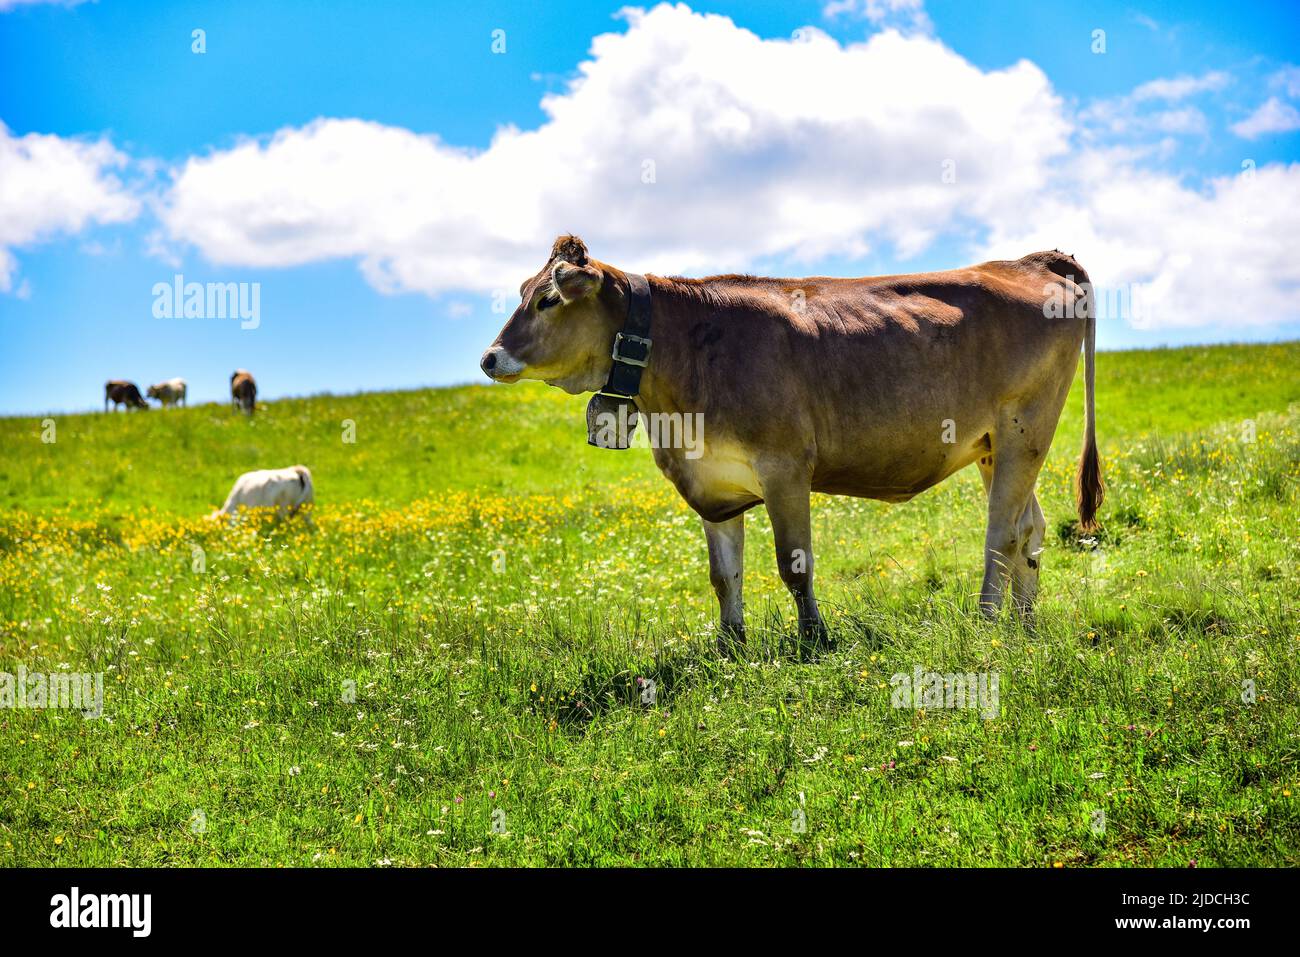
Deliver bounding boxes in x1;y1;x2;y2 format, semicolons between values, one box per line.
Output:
1;340;1298;866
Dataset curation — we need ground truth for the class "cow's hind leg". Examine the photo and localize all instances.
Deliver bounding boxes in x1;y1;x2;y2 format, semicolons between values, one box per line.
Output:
978;455;1046;618
1011;493;1046;616
703;514;745;653
980;430;1048;620
761;476;828;653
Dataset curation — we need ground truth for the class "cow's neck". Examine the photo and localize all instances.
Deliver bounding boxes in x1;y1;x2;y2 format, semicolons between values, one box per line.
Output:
626;279;694;418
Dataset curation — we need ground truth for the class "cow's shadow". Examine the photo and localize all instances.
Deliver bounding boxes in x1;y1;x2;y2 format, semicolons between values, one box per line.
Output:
546;646;712;731
535;616;857;733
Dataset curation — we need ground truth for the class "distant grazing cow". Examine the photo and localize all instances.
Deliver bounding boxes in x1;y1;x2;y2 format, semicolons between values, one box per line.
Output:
210;465;314;524
482;235;1103;651
231;369;257;414
104;380;148;411
146;377;187;408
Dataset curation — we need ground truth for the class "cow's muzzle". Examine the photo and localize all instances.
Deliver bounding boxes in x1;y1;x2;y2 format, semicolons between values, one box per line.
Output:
480;346;525;382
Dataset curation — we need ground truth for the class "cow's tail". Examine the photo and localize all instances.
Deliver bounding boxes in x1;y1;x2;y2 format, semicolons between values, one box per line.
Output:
293;466;316;527
294;466;314;500
1074;262;1103;532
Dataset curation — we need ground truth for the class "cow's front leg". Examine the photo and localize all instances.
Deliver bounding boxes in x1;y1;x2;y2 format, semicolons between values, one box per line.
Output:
703;514;745;653
763;480;827;653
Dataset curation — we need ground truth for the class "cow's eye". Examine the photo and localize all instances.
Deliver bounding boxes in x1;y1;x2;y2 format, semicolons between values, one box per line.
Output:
537;293;561;312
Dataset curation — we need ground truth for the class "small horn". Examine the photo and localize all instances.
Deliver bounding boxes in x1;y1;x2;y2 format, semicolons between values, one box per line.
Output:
550;234;588;266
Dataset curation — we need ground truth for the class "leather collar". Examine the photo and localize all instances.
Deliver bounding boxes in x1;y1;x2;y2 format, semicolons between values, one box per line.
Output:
599;272;652;397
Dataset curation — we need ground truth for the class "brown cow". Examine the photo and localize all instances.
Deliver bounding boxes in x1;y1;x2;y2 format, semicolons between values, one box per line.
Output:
481;236;1102;651
231;369;257;415
104;380;148;411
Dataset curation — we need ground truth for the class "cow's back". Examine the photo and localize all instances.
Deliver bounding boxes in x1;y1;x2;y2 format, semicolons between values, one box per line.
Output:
222;466;311;513
804;257;1086;496
647;254;1088;503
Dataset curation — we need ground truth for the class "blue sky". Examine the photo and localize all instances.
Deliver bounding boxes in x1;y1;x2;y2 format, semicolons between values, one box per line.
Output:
1;0;1298;415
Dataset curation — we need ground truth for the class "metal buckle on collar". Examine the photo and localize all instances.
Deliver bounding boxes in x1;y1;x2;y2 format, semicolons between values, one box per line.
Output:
611;332;651;367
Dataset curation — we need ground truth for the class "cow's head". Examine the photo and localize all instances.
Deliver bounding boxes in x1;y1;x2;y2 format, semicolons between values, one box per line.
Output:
146;385;160;400
480;235;624;395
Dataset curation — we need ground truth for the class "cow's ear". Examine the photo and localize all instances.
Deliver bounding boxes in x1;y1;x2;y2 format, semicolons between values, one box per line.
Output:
552;260;600;303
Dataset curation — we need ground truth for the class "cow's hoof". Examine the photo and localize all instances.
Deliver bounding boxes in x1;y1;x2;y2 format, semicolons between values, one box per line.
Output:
797;622;832;660
716;624;746;657
1013;606;1038;632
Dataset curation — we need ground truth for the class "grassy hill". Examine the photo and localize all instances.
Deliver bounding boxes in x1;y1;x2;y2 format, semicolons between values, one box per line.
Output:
1;341;1298;865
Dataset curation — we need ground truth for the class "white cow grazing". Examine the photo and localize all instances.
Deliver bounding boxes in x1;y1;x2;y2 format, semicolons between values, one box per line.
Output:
147;377;187;407
211;465;314;524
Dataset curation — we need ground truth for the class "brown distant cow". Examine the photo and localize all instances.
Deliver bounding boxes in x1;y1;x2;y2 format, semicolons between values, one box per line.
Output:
104;380;148;411
231;369;257;415
481;236;1102;651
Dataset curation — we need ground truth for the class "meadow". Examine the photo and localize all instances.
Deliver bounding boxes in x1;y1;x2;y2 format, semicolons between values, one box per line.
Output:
1;340;1298;866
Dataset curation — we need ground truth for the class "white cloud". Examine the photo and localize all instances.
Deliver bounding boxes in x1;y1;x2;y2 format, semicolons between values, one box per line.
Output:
1081;70;1227;139
160;3;1065;292
0;122;140;292
980;156;1300;329
1131;12;1161;33
1131;71;1230;102
153;3;1300;331
1148;107;1208;135
1231;96;1300;139
0;0;93;11
822;0;931;34
1268;64;1300;99
1083;102;1209;138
